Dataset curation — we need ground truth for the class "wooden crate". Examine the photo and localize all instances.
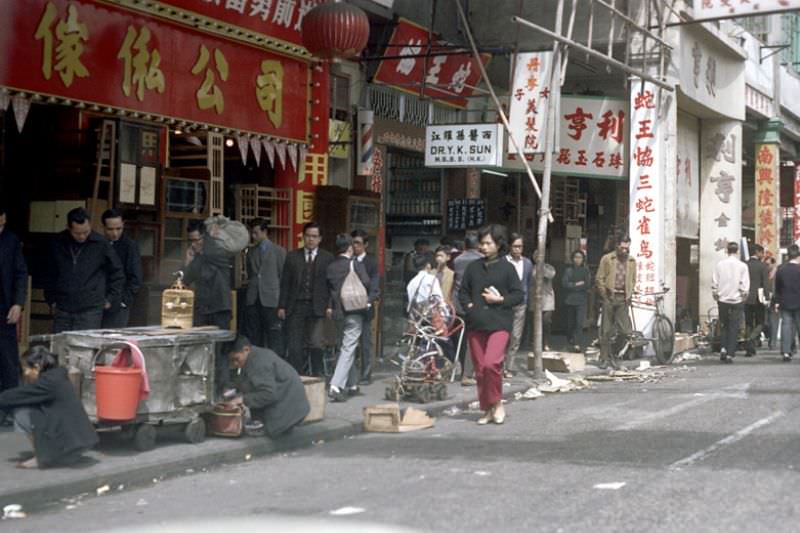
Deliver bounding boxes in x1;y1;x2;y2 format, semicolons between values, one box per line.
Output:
301;376;326;424
363;404;402;432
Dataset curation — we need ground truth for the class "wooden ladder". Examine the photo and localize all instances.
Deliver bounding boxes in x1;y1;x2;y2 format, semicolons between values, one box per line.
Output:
89;120;116;229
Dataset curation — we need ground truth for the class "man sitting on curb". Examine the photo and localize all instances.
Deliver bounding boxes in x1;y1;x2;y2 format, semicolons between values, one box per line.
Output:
226;336;310;438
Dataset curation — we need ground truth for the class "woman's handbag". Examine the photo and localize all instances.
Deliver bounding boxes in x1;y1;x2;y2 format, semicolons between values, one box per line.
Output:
340;260;369;312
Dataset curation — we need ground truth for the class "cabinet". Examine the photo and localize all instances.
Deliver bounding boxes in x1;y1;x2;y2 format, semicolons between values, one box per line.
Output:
386;153;443;237
314;186;381;255
28;200;86;233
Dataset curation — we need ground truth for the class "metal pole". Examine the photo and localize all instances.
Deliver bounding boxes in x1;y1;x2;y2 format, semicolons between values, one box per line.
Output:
532;0;565;381
511;15;674;91
452;0;553;221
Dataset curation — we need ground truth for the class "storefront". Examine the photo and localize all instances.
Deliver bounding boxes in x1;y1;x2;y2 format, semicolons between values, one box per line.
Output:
0;0;327;330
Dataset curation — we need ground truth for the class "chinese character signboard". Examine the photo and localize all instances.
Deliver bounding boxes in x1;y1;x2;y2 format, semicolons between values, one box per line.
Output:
158;0;321;50
679;27;745;121
508;52;553;155
0;0;309;142
629;80;662;309
372;18;490;108
699;120;742;319
447;199;486;231
755;143;780;258
695;0;800;18
505;95;628;179
425;123;503;167
676;113;700;238
794;162;800;245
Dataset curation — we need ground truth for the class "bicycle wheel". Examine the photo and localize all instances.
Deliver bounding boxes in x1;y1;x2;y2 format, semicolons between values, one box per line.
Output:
652;315;675;364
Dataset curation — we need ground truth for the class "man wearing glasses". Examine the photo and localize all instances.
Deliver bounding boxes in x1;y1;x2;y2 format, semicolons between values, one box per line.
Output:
278;222;334;376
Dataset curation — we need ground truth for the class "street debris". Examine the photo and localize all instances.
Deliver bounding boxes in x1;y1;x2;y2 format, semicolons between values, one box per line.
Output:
474;471;491;477
65;505;77;511
2;504;26;520
514;387;544;401
136;499;148;507
117;484;125;491
586;369;665;384
443;406;462;416
673;352;703;363
593;482;626;490
330;506;366;516
96;484;110;496
468;401;481;411
245;454;252;461
538;370;591;393
636;360;651;371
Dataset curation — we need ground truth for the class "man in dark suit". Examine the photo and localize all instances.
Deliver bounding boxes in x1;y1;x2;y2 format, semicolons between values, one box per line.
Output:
745;243;770;357
0;207;27;426
245;219;286;353
350;229;380;385
45;208;124;333
226;336;309;438
100;208;143;329
278;222;334;376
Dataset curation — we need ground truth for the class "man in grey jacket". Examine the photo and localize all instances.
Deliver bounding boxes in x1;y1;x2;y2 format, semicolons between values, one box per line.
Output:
245;219;286;353
227;336;309;438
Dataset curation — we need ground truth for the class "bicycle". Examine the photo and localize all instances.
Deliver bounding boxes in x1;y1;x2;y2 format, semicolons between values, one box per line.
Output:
616;288;675;365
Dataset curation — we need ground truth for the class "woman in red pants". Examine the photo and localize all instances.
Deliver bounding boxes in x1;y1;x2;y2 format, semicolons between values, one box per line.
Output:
459;225;524;425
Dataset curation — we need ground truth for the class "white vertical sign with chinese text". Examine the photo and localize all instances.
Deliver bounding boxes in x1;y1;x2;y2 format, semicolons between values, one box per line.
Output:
696;0;800;18
629;80;663;311
699;120;742;321
508;52;553;154
504;95;627;179
676;113;700;238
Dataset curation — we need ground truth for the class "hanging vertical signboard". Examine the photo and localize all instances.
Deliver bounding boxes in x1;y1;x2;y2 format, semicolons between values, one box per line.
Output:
699;119;742;320
508;51;553;155
629;81;663;311
794;162;800;245
676;113;700;238
755;143;780;258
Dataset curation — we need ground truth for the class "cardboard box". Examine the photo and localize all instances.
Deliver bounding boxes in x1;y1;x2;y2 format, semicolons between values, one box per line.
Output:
301;376;326;424
529;351;586;373
363;404;434;433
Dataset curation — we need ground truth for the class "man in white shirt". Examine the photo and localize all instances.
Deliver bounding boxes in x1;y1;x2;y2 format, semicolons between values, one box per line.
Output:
711;241;750;363
505;233;533;374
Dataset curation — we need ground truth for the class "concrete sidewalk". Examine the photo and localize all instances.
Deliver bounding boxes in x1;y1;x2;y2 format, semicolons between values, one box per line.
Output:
0;367;535;513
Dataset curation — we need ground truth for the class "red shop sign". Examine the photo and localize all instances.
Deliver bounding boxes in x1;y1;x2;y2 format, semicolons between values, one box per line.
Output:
373;18;490;108
0;0;309;142
158;0;320;49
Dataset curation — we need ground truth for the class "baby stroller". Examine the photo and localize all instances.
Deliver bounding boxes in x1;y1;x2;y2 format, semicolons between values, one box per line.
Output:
385;292;465;403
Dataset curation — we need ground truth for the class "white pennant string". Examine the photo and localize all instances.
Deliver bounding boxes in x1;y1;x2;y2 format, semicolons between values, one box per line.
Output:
236;135;249;165
0;91;10;113
287;143;298;171
262;139;275;167
274;142;287;170
11;94;30;133
249;137;261;166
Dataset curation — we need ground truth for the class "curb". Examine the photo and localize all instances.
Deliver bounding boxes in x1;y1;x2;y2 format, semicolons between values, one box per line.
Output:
3;383;530;514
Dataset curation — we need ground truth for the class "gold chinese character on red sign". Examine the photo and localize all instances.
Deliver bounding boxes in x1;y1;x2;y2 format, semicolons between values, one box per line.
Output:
256;60;284;128
117;26;165;102
34;2;90;88
191;45;229;114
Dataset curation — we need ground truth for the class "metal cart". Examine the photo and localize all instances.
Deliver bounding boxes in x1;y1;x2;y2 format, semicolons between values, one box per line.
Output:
33;326;235;451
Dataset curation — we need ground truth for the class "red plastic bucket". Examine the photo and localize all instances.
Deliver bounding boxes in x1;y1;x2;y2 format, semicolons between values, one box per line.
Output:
94;366;142;421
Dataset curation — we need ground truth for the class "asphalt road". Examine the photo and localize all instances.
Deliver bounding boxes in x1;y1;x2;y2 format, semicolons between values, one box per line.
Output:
8;354;800;533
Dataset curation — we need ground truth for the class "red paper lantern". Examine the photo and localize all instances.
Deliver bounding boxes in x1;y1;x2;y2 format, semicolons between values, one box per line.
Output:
301;1;370;61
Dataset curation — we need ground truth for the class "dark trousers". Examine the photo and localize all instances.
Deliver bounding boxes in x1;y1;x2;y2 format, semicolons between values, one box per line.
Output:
744;303;765;355
102;306;130;329
780;308;800;355
565;303;586;349
717;301;743;357
196;310;232;394
53;308;103;333
285;300;325;377
0;312;20;394
600;295;632;361
358;310;375;382
245;304;283;355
